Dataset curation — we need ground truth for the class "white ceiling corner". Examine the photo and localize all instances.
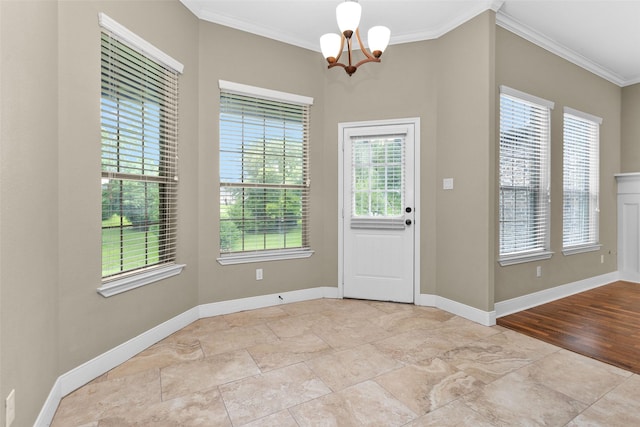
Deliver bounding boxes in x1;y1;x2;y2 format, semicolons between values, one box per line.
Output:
180;0;640;87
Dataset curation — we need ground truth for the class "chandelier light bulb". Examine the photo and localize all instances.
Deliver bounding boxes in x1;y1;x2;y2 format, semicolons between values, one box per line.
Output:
336;1;362;37
367;26;390;57
320;33;342;62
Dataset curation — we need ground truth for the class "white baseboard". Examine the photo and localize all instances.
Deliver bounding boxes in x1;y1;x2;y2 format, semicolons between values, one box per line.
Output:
35;286;339;426
416;294;496;326
198;286;339;318
494;271;621;318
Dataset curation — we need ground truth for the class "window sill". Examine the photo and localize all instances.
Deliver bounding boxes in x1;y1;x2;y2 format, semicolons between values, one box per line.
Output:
562;244;602;256
217;249;314;265
97;263;186;297
498;250;554;266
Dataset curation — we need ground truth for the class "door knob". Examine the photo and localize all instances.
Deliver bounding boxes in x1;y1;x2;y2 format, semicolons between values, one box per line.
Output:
405;219;412;226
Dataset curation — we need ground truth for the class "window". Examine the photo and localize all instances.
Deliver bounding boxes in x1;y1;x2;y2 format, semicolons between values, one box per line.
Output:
499;86;554;266
98;14;184;296
218;81;314;264
563;107;601;254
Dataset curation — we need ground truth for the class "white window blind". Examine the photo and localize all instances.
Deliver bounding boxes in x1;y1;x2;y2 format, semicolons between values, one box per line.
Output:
563;107;601;251
350;134;405;230
499;87;553;262
219;82;312;259
100;17;181;280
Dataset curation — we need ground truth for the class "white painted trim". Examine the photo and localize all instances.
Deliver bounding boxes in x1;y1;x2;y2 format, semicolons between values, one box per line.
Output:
35;287;339;426
218;80;313;106
34;307;198;426
417;294;496;326
496;11;627;87
498;250;554;266
494;271;620;318
198;287;340;318
564;107;603;125
337;118;421;303
562;244;601;256
499;85;555;109
98;13;184;74
217;250;314;265
97;264;186;297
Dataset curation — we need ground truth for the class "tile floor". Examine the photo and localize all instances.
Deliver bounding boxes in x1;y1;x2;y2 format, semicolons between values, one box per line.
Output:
51;298;640;426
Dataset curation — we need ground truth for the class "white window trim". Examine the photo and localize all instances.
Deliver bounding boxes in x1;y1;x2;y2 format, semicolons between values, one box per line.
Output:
217;249;314;265
98;13;184;74
97;264;185;297
498;250;554;267
498;86;554;264
562;244;602;256
218;81;314;264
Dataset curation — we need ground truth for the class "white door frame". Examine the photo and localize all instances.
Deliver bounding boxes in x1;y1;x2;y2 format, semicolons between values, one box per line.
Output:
338;117;421;303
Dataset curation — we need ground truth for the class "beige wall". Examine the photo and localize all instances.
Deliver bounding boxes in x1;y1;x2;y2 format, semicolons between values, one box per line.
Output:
1;1;61;424
435;11;496;311
494;27;621;302
622;83;640;172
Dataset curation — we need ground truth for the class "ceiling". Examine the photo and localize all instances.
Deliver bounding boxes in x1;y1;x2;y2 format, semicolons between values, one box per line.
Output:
179;0;640;87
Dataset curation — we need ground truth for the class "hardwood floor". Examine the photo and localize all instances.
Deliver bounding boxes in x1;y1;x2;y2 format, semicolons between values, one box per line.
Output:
497;281;640;374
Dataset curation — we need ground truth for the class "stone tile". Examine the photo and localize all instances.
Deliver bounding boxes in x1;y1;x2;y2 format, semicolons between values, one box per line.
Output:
97;388;231;426
240;410;299;427
310;315;392;350
266;312;328;339
247;332;332;371
51;369;161;427
517;349;631;405
406;400;498;427
463;370;587;427
160;349;260;401
220;363;331;425
290;380;417;427
375;357;483;415
319;298;389;322
198;324;278;356
373;327;459;364
372;307;455;334
164;316;230;344
223;306;290;328
566;375;640;426
108;340;203;379
442;330;559;384
278;298;336;316
306;343;403;391
434;316;503;343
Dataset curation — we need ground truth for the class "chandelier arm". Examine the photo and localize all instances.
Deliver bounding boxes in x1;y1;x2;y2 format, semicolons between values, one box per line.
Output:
354;28;376;61
353;56;381;70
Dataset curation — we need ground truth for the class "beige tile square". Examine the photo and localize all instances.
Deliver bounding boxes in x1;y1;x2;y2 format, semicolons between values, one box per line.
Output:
311;316;392;350
165;316;230;343
375;357;483;415
160;349;260;401
240;410;299;427
406;400;498;427
247;332;332;371
567;375;640;426
108;340;203;379
372;307;455;333
199;324;278;356
96;388;231;426
373;327;458;364
463;370;587;427
290;380;417;427
51;369;161;427
224;306;290;327
306;343;403;391
518;349;631;405
442;330;559;383
220;363;331;425
266;312;327;338
279;298;336;316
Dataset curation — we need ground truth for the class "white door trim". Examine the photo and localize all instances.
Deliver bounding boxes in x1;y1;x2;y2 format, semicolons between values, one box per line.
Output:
338;117;421;302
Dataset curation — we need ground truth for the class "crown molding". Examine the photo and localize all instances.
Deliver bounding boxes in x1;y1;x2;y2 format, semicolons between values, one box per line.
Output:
496;11;627;87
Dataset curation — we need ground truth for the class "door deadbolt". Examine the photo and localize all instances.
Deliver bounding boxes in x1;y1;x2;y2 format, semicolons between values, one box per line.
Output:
405;207;412;213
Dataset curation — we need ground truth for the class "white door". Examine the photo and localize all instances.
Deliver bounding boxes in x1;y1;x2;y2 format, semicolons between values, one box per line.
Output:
341;122;416;303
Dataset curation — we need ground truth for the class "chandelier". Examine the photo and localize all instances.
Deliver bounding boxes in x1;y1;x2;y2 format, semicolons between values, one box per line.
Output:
320;1;391;76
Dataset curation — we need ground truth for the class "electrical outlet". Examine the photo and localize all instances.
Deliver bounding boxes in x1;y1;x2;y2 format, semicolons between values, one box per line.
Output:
601;254;604;264
536;266;542;278
6;389;15;427
256;268;263;280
